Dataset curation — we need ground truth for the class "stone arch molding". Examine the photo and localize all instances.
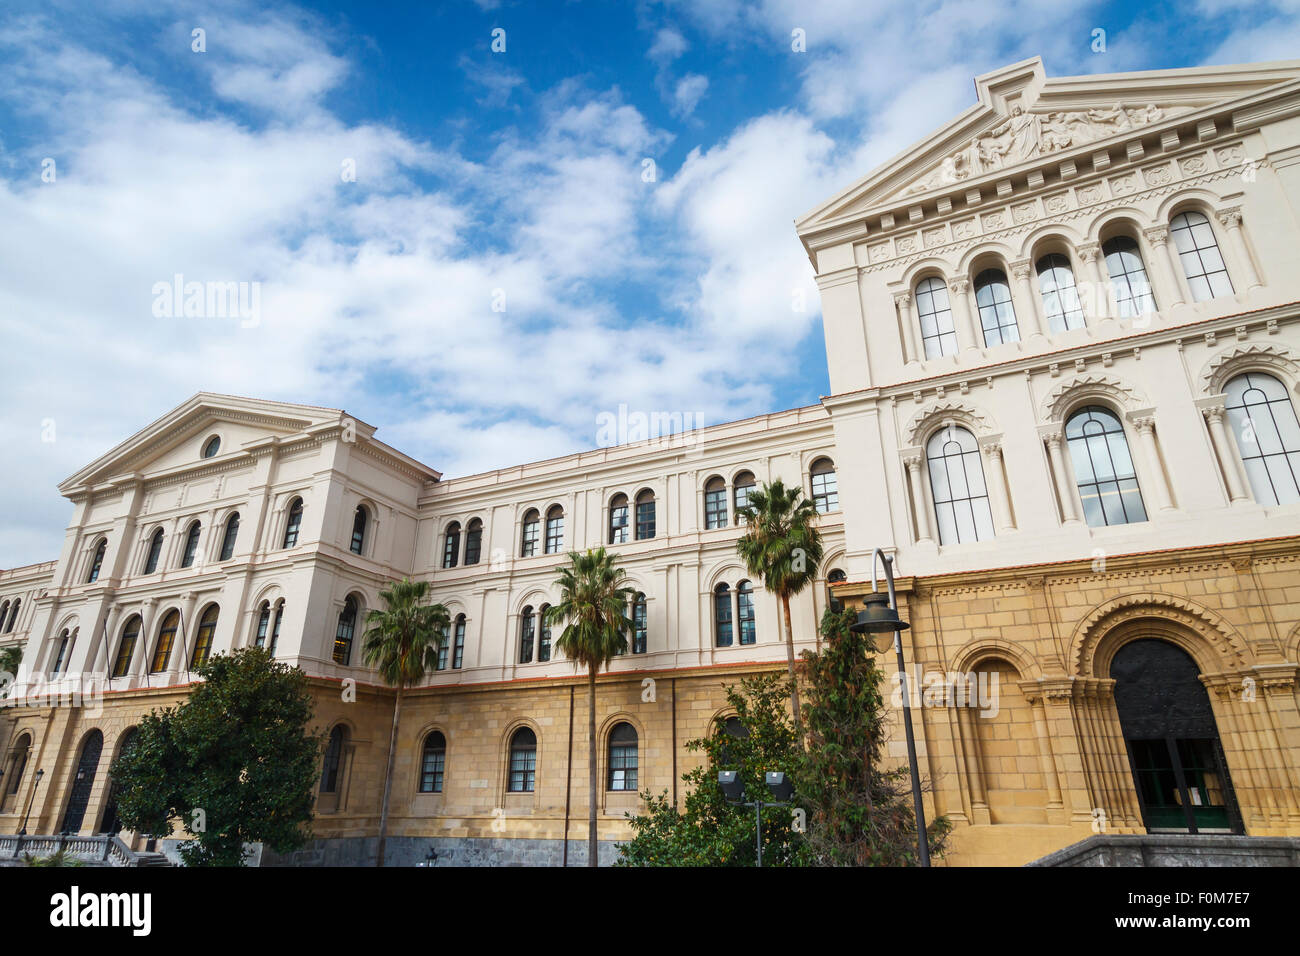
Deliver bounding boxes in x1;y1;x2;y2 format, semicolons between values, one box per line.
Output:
1040;373;1149;424
950;637;1043;681
903;401;995;446
1068;591;1253;679
1198;342;1300;395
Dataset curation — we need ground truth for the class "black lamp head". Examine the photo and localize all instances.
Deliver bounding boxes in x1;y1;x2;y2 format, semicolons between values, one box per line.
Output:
849;591;910;634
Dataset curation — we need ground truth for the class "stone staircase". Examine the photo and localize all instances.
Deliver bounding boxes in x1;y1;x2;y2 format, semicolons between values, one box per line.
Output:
0;834;173;866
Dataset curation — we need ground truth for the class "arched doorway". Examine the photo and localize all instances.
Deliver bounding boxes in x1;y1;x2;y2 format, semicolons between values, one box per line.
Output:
98;727;139;835
1110;639;1241;834
61;730;104;834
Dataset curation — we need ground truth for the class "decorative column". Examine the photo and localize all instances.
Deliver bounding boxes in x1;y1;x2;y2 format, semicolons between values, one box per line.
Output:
894;291;919;363
903;453;933;543
1075;241;1105;324
947;278;981;353
1142;225;1185;310
1216;207;1262;290
1009;258;1044;338
170;591;198;674
1041;428;1080;523
131;598;155;682
1128;412;1175;511
1022;688;1064;811
1201;402;1250;502
979;440;1016;532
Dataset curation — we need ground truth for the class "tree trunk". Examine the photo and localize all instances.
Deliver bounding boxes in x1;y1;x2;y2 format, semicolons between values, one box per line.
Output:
376;688;402;867
587;668;598;867
781;592;803;740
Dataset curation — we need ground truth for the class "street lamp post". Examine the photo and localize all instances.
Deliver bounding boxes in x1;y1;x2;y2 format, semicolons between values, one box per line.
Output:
850;548;931;867
719;770;794;867
18;768;44;837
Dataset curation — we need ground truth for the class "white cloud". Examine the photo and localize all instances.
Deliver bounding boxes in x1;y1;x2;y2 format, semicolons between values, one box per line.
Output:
671;73;709;117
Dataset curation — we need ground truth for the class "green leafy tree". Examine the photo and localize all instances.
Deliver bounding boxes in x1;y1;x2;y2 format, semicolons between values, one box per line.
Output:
616;673;810;867
735;478;824;736
545;547;633;868
798;606;951;865
0;645;21;699
110;647;323;866
362;577;450;868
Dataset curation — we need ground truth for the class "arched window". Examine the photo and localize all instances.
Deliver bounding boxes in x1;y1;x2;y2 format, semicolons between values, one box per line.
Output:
0;603;8;634
1036;253;1085;332
464;519;483;565
442;522;461;568
150;609;180;673
201;435;221;459
704;477;728;529
733;471;756;513
269;601;283;656
350;506;368;555
608;723;638;791
925;426;995;545
508;727;537;792
87;539;107;583
334;596;357;665
974;268;1020;346
437;620;450;671
827;568;847;583
143;529;164;574
916;276;957;358
737;581;756;645
52;628;73;675
4;599;18;633
254;602;271;649
720;715;748;764
191;604;218;668
538;604;552;662
180;521;201;568
452;614;466;669
635;490;656;540
520;510;540;557
1171;211;1233;301
519;606;535;663
609;494;629;544
282;498;303;549
544;506;564;554
1224;372;1300;505
827;568;847;611
219;512;240;561
1065;406;1147;527
5;733;31;796
714;583;733;647
632;593;647;654
420;731;446;793
810;458;838;514
112;615;141;678
320;726;346;794
1102;236;1157;317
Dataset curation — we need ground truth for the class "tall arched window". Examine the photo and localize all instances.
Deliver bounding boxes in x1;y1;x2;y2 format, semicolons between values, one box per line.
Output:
419;731;446;793
350;506;368;555
538;604;552;662
827;568;847;612
0;603;8;635
443;522;461;568
520;510;540;557
1172;211;1233;301
320;726;346;794
191;604;219;668
632;593;647;654
1066;406;1147;527
437;621;450;671
733;471;756;513
452;614;466;668
334;597;357;665
926;427;995;545
608;723;638;791
219;512;240;561
143;528;164;574
1103;236;1157;317
737;581;756;645
87;539;107;583
282;498;303;549
974;268;1019;346
519;606;535;663
916;276;957;358
112;615;141;678
5;733;31;797
810;458;838;513
180;521;201;568
269;601;283;656
609;494;629;544
1224;372;1300;505
635;490;656;540
4;599;18;633
254;601;271;649
508;727;537;792
1036;253;1085;332
52;628;73;675
544;506;564;554
150;609;180;673
704;477;728;529
464;519;483;565
714;583;733;647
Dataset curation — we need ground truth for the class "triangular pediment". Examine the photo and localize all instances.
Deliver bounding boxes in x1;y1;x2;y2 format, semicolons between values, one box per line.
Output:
798;56;1300;238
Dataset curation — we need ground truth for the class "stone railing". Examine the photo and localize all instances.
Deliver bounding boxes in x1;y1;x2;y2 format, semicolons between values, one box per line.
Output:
0;833;145;866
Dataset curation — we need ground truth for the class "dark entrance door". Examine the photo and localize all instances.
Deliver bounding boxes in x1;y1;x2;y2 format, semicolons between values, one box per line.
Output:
1111;639;1241;834
98;728;138;835
60;730;103;834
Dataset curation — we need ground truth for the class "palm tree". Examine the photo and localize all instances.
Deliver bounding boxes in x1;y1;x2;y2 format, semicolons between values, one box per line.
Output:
735;478;824;737
545;547;633;868
361;577;450;868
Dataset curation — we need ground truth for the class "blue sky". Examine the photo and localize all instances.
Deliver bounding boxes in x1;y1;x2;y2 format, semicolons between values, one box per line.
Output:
1;0;1298;566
